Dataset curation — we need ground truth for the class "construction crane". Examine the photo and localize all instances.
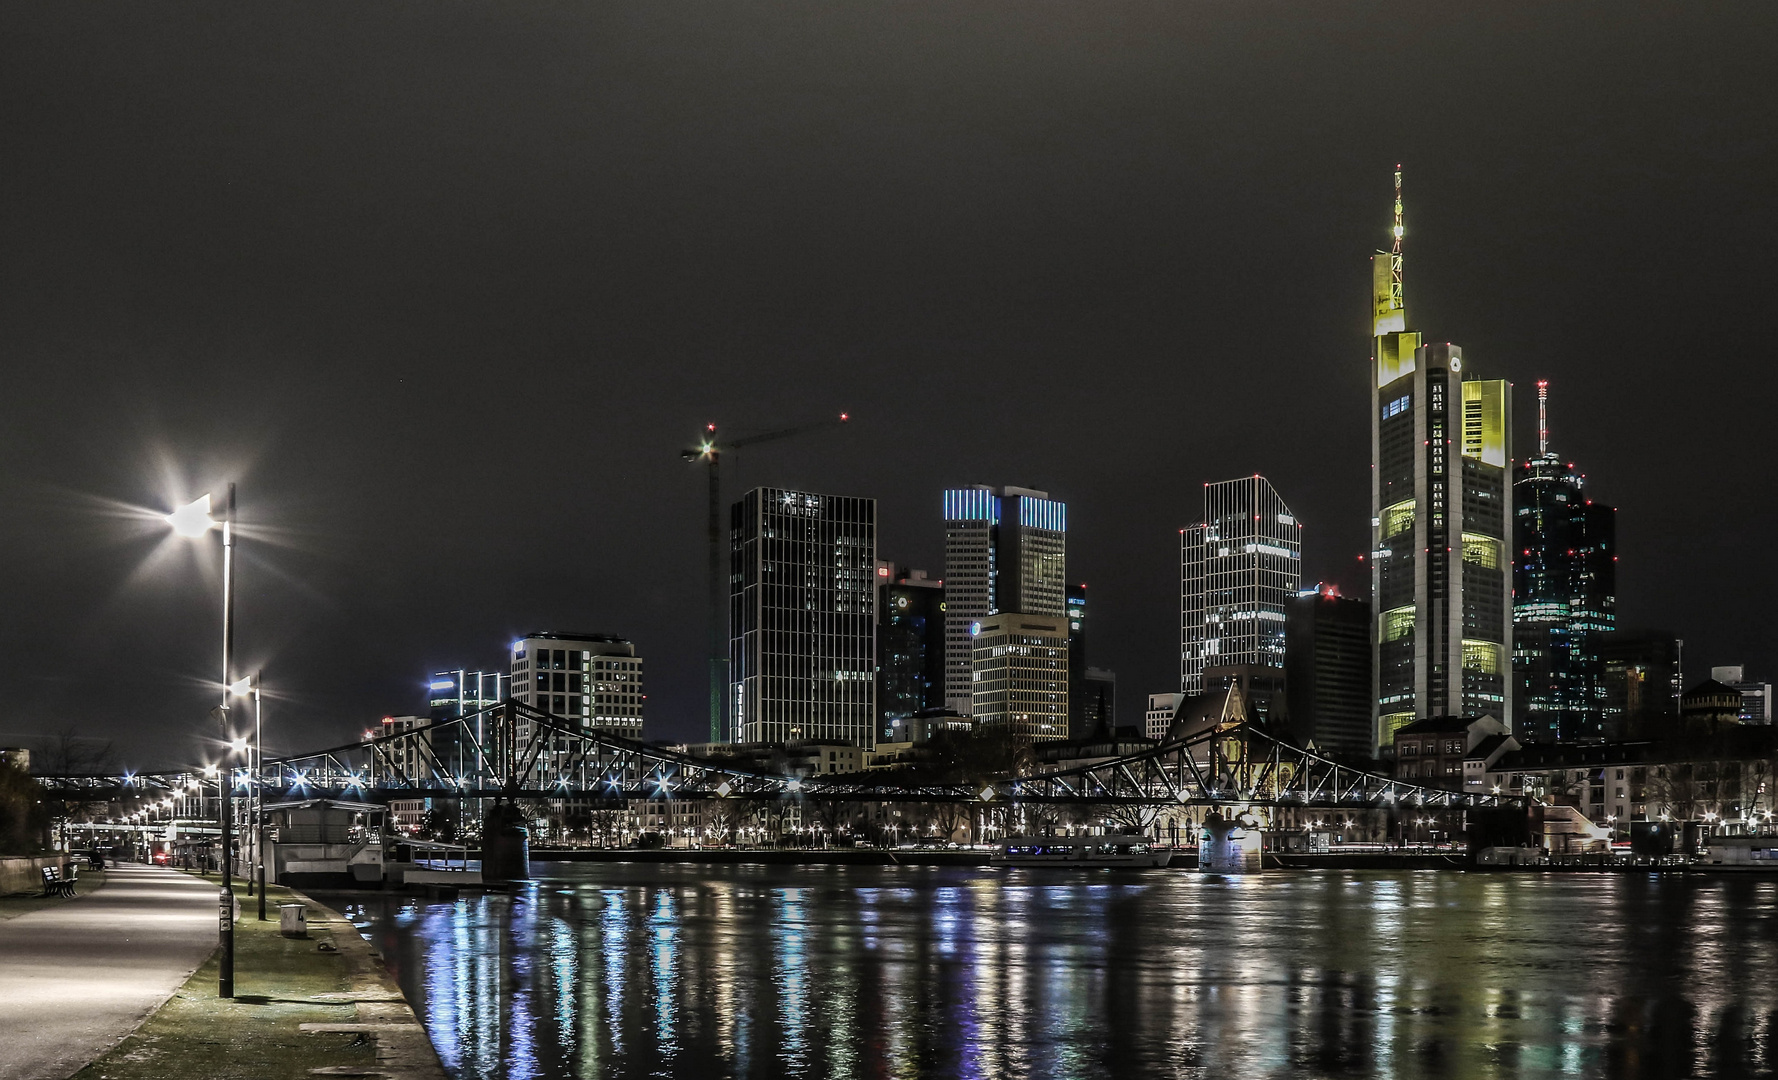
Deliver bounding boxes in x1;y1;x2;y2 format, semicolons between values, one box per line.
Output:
683;413;851;743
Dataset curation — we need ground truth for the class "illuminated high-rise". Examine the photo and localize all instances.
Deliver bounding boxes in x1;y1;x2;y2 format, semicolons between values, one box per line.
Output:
509;633;645;738
1369;168;1513;750
730;487;877;747
1179;475;1301;723
1512;382;1616;743
942;486;1067;715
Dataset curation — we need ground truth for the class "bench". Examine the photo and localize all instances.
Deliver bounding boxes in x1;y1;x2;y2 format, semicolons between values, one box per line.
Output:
40;865;76;898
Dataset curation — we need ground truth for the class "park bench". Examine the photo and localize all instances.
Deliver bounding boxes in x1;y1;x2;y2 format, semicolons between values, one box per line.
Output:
40;865;76;898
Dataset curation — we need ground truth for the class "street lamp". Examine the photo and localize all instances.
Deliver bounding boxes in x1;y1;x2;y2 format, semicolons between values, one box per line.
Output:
165;484;239;999
231;673;267;920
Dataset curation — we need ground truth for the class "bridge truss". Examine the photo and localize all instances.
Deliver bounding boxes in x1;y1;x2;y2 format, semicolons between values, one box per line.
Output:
34;701;1520;819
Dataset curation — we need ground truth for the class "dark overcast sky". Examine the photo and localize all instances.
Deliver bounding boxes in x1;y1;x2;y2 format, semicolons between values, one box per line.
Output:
2;3;1774;768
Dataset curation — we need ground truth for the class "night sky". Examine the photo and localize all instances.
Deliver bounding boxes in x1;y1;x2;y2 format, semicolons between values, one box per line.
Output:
3;4;1774;768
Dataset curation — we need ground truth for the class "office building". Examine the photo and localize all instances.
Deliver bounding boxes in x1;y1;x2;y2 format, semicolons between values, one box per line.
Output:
731;487;877;747
875;563;945;738
1066;584;1089;736
374;714;433;785
943;486;1068;715
1145;693;1185;741
1512;382;1617;743
1599;630;1684;740
510;632;645;740
1285;584;1374;757
1080;667;1117;734
1180;475;1301;721
1711;666;1773;725
970;612;1069;739
426;668;509;781
1369;169;1513;749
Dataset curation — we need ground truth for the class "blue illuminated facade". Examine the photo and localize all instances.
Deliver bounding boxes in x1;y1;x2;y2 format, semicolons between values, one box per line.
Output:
942;485;1068;715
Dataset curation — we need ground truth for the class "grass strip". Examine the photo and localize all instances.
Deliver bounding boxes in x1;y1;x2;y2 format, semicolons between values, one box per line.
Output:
0;866;108;920
73;878;381;1080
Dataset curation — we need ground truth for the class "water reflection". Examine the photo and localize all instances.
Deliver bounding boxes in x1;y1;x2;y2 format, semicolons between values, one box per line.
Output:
345;867;1778;1079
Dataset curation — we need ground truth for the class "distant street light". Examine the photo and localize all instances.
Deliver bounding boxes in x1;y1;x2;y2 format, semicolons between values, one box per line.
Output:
166;483;240;999
231;672;268;919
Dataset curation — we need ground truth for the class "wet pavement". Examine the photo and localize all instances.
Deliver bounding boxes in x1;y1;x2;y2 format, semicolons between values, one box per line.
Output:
0;862;218;1080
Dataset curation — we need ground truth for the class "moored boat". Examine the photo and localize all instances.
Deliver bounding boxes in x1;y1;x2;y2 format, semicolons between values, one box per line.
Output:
991;834;1172;868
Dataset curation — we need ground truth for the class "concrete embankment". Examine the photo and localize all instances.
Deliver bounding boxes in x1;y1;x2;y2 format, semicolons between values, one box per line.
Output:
72;873;446;1080
0;854;78;896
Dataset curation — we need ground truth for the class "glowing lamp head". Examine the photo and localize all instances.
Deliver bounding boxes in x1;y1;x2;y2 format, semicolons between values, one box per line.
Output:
229;737;248;753
167;494;216;537
229;677;253;698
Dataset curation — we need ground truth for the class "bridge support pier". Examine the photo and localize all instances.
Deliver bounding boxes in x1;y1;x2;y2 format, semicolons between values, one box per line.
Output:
482;802;531;883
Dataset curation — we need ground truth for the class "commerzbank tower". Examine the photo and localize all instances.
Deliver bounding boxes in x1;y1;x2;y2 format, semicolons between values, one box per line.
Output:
1369;168;1514;751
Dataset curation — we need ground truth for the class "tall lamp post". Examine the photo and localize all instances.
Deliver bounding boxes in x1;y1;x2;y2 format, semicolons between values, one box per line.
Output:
233;671;267;920
168;483;239;999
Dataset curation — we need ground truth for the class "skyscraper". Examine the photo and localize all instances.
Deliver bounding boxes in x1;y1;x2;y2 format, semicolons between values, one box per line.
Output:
1599;630;1683;739
1066;583;1089;737
874;562;945;739
1370;168;1514;750
1513;382;1616;743
731;487;877;747
1179;475;1301;722
1285;584;1373;757
942;486;1067;715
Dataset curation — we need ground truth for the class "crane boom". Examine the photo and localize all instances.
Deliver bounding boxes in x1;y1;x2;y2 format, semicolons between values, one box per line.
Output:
683;412;851;742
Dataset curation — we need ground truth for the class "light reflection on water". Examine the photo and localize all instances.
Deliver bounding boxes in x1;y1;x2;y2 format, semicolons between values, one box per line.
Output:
346;865;1778;1079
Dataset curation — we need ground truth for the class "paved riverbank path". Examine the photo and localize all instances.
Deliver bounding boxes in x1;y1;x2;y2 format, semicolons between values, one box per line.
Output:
0;862;219;1080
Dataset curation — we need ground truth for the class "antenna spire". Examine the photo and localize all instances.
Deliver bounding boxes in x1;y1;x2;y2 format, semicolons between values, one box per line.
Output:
1537;379;1549;456
1390;164;1404;313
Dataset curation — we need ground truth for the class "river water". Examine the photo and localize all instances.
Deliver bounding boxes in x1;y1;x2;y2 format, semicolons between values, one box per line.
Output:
343;863;1778;1079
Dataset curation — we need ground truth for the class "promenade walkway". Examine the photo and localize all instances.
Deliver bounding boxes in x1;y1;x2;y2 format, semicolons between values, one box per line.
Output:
0;862;217;1080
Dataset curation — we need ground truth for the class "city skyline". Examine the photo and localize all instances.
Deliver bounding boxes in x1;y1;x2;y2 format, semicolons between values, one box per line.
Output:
2;6;1773;766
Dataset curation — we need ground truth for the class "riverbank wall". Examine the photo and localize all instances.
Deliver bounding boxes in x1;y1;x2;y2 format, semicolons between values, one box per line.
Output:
0;854;70;895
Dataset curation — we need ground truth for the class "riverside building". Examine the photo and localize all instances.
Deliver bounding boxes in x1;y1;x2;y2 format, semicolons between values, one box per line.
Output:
1179;475;1301;723
1369;168;1513;750
730;487;877;747
942;486;1068;715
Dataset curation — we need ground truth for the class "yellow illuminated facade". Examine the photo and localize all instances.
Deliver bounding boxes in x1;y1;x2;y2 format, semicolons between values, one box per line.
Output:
1462;379;1510;467
1461;533;1503;570
1381;499;1416;539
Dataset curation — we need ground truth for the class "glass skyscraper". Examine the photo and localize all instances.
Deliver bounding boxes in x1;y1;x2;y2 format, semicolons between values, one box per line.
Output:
1513;383;1616;742
942;486;1067;715
874;564;945;739
730;487;877;747
1370;170;1513;749
1180;476;1301;719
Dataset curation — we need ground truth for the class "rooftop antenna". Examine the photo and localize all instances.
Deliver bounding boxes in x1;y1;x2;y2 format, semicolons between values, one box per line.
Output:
1537;379;1549;456
1390;164;1404;313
